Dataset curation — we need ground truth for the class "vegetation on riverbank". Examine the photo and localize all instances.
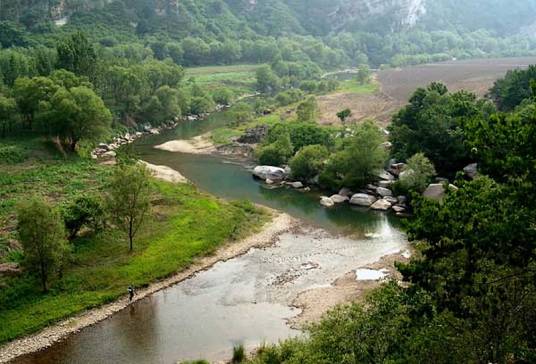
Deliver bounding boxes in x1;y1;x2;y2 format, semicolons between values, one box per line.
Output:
239;66;536;364
0;136;268;343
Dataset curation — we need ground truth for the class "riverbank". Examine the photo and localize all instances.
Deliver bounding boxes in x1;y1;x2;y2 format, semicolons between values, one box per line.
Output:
0;209;296;363
289;248;412;328
155;133;217;154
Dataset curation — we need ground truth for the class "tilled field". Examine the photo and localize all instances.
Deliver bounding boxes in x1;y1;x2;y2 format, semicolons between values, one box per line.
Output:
378;57;536;102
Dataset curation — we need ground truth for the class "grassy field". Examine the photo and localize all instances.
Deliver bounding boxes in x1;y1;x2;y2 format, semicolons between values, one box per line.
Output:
0;136;268;343
185;64;262;95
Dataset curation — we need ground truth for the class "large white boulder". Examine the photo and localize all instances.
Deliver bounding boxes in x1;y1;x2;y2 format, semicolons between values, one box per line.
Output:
350;193;377;207
253;166;286;181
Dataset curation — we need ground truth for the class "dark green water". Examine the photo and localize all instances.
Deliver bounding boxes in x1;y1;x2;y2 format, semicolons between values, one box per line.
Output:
132;112;401;236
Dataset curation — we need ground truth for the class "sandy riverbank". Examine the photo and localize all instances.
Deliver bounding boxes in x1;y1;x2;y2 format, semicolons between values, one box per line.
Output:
289;249;412;328
0;196;297;363
140;160;189;183
155;133;216;154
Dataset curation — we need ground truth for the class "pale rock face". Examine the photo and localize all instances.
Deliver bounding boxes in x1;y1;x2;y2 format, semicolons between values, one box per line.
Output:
320;196;335;207
350;193;377;207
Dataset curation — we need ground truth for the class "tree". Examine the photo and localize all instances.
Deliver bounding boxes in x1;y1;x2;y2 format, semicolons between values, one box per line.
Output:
289;145;329;181
398;153;436;193
17;197;68;292
388;84;484;175
320;121;387;189
62;195;105;240
296;96;319;122
256;65;280;94
257;131;294;166
37;86;112;152
106;164;151;252
13;76;59;129
0;95;18;137
56;32;97;79
336;108;352;123
356;64;371;84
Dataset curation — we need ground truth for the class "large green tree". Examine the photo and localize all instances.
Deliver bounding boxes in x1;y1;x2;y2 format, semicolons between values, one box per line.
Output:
37;86;112;152
17;197;68;292
106;164;151;252
56;32;97;79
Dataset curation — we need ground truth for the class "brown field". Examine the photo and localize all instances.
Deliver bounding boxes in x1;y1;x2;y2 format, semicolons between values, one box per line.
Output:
378;56;536;102
318;57;536;126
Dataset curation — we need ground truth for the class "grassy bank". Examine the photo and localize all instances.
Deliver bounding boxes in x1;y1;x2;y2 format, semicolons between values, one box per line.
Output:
0;136;268;344
185;64;262;95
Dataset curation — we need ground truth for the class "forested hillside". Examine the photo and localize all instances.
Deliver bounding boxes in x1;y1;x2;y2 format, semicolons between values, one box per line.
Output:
1;0;536;68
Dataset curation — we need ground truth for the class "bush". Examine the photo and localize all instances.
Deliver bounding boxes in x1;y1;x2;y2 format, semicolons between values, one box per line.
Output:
257;131;293;166
232;344;245;363
0;145;27;164
62;194;105;240
289;145;329;181
397;153;436;193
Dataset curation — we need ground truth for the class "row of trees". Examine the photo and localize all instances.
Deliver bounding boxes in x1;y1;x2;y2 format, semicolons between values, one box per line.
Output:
0;32;242;145
17;163;151;292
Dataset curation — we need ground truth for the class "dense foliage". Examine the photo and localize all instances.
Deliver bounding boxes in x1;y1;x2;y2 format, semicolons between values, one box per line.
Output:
246;64;536;364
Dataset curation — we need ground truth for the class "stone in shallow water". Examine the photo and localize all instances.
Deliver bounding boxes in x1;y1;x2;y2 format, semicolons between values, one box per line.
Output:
330;194;349;204
320;196;335;207
370;199;393;211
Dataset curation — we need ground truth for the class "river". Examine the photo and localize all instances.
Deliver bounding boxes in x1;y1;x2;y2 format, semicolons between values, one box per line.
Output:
12;110;408;364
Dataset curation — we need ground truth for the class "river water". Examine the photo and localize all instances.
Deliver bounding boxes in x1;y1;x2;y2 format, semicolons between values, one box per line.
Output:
13;110;407;364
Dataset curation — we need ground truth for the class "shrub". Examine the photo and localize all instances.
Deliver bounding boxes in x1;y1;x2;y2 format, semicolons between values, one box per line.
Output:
232;344;245;363
257;131;293;166
62;194;105;240
397;153;436;193
0;145;27;164
289;145;329;181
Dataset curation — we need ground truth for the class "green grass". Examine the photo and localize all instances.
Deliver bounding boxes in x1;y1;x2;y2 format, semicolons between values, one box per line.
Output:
0;136;269;343
336;79;379;94
185;64;262;95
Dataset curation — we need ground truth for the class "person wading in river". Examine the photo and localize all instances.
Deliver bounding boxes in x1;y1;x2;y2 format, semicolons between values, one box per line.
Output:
128;285;135;302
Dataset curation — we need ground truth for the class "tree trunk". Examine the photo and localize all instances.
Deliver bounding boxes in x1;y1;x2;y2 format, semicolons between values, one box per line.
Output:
40;261;48;293
129;219;134;252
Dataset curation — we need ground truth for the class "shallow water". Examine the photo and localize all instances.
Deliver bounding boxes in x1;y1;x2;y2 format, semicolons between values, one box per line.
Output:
12;110;408;364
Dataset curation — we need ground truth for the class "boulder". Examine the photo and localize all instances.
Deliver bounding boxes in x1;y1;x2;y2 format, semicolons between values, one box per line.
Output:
265;178;275;185
448;184;459;192
98;143;109;151
397;195;408;204
392;205;406;213
366;184;378;192
376;187;393;197
377;170;395;181
237;125;269;144
320;196;335;208
384;196;398;204
338;187;353;197
330;194;349;204
463;163;478;179
101;151;117;159
0;262;21;277
350;193;377;207
290;181;304;189
389;162;406;176
371;199;393;211
253;166;286;181
423;183;446;201
378;180;394;189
